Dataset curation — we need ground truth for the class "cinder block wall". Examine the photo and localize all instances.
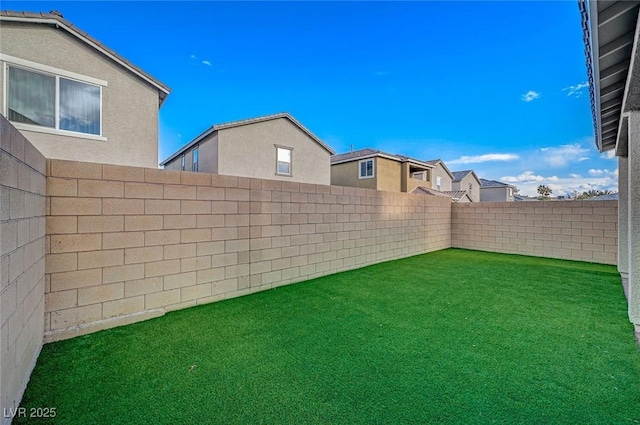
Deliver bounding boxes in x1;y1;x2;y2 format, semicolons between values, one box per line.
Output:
45;159;452;341
452;201;618;264
0;116;47;422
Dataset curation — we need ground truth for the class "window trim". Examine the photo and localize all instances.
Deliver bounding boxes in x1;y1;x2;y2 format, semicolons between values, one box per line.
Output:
275;144;293;177
180;154;185;171
358;159;375;179
2;54;106;141
436;176;442;190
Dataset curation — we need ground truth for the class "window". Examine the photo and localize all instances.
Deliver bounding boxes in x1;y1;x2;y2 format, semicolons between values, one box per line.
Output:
180;154;185;171
7;65;101;136
192;147;198;172
436;176;442;190
276;146;292;175
508;188;514;197
359;159;374;179
468;183;473;192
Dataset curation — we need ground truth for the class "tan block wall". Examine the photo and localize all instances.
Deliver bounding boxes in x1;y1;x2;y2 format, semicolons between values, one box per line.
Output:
45;159;452;341
0;115;47;423
452;201;618;264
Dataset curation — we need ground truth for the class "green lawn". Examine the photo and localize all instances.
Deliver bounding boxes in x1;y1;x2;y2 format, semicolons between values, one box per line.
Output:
16;249;640;424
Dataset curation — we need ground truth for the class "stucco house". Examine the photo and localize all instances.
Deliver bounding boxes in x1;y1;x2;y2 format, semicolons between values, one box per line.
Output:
160;113;335;185
581;0;639;337
425;159;454;192
330;148;435;193
479;178;516;202
451;170;481;202
0;10;170;168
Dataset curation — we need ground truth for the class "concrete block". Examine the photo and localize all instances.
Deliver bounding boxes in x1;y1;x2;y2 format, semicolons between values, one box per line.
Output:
77;216;124;233
50;234;101;253
78;282;124;306
125;182;164;199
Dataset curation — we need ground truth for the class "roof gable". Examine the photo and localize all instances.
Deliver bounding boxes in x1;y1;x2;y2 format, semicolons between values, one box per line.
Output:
160;112;334;166
0;10;170;105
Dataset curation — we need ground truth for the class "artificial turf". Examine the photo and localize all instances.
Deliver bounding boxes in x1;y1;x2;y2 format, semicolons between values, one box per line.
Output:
15;249;640;424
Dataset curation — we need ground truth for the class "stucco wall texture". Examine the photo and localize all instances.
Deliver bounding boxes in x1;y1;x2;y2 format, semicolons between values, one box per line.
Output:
452;201;618;264
44;159;451;341
0;22;161;168
0;116;47;424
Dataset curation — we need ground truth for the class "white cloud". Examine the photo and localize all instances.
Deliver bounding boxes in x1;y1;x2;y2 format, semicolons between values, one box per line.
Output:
202;60;212;66
604;150;616;159
563;82;589;98
539;144;590;167
190;54;196;59
448;153;520;165
588;169;604;176
500;171;558;183
500;169;618;197
521;91;540;102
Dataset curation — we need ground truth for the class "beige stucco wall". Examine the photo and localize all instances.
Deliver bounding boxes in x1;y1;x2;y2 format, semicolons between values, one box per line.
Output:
480;186;514;202
0;22;161;168
453;173;480;202
431;163;452;191
216;118;331;185
376;157;401;192
331;160;377;190
0;116;46;423
163;134;218;174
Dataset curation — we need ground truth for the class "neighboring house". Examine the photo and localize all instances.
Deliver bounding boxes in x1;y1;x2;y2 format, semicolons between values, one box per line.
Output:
0;10;170;168
411;186;472;202
425;159;454;192
581;0;638;335
514;195;539;202
330;148;434;193
451;170;481;202
585;193;619;201
479;178;517;202
161;113;335;185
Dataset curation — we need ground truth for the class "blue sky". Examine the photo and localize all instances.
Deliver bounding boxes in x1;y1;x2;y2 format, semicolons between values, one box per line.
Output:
5;1;618;196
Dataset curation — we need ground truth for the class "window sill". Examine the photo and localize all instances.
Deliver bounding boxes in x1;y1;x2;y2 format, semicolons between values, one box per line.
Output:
275;173;293;178
11;122;107;142
358;175;375;179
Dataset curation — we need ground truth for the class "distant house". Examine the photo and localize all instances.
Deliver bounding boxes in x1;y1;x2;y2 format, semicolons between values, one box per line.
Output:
479;178;517;202
0;10;170;168
161;113;335;185
425;159;454;192
331;148;434;193
412;186;472;202
451;170;481;202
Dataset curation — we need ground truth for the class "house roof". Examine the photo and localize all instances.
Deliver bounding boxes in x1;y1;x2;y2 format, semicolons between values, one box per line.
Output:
451;170;480;182
580;0;640;153
411;186;471;202
160;112;335;166
424;159;454;179
479;178;516;188
331;149;435;169
0;10;171;105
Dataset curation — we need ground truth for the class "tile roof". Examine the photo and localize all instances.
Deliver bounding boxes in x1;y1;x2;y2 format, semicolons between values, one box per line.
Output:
0;10;170;104
451;170;476;182
411;187;470;201
585;193;619;201
160;112;334;166
331;149;434;168
479;178;514;188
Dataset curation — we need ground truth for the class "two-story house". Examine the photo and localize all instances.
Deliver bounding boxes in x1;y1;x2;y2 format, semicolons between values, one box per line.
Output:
452;170;481;202
0;11;170;168
330;148;434;193
479;179;517;202
425;159;454;192
160;113;335;185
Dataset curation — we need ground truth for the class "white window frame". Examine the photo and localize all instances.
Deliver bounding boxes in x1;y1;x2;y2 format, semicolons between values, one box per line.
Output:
359;159;374;179
275;145;293;176
436;176;442;190
180;154;185;171
2;54;107;141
